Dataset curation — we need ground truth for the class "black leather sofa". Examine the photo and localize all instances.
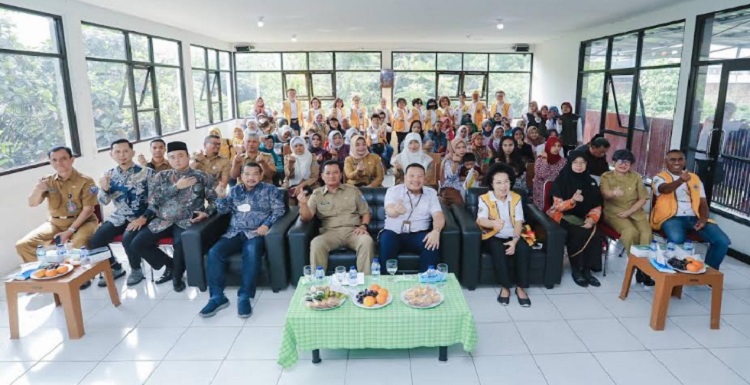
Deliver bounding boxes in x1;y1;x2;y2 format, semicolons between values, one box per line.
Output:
451;187;566;290
182;198;298;293
287;187;461;285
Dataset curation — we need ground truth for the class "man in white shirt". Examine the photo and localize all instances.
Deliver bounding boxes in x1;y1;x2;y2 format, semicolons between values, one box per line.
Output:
380;164;445;271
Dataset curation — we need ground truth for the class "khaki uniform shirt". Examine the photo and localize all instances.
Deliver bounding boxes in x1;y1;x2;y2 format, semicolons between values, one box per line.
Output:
307;184;370;231
192;154;230;188
147;159;172;173
600;170;648;222
344;154;384;187
43;168;98;227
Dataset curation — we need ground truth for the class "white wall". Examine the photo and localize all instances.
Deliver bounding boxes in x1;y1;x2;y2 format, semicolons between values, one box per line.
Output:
532;0;750;256
0;0;238;274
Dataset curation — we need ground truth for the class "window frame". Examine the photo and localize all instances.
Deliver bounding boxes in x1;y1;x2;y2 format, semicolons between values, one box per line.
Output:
0;4;80;176
191;44;235;128
82;22;188;150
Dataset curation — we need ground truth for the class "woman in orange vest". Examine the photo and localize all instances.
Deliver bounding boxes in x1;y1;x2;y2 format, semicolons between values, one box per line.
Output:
392;98;409;147
476;163;532;306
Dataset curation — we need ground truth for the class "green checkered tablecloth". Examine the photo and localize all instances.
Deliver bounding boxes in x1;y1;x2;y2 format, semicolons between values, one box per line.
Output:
277;273;477;368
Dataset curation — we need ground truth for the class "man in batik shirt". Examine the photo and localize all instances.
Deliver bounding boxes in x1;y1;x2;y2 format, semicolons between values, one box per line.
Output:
198;162;285;318
87;139;154;288
129;141;216;292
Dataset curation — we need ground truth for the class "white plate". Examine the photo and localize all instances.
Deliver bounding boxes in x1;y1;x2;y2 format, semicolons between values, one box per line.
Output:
352;293;393;309
303;296;346;311
673;265;707;274
30;264;75;280
400;288;445;309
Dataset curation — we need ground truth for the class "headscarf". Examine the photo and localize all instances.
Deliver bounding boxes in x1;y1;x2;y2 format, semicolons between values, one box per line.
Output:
393;132;433;170
308;133;327;154
481;120;493;137
545;137;563;165
490;125;504;154
550;150;602;218
209;127;233;158
276;125;293;143
549;106;560;117
350;134;369;160
328;130;344;150
289;137;313;186
525;126;546;147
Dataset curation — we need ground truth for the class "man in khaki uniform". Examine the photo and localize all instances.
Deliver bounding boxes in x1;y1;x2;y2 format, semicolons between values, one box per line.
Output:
137;139;172;172
298;160;375;273
191;134;230;190
230;133;275;185
16;146;99;262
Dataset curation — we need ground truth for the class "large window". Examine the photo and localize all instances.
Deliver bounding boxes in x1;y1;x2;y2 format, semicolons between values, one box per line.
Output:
0;5;78;174
191;46;234;127
392;52;532;118
235;51;381;117
576;21;685;177
83;23;187;149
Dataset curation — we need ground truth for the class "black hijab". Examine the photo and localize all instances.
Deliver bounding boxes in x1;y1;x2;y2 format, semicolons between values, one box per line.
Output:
551;151;602;218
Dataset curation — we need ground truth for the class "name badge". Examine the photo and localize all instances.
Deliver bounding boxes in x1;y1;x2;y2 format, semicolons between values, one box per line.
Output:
401;221;411;233
237;203;251;212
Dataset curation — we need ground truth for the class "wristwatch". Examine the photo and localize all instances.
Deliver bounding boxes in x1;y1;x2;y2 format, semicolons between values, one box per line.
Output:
68;226;77;234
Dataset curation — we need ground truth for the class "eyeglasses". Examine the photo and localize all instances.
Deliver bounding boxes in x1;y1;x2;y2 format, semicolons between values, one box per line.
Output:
615;160;631;165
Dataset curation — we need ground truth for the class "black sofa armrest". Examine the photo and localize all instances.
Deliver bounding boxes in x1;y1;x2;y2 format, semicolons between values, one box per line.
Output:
439;204;461;281
451;204;481;290
288;216;321;286
264;207;299;292
525;203;566;289
182;213;231;291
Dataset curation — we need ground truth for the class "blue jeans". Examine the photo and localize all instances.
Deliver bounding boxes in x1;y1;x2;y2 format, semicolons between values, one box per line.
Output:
206;233;265;301
661;216;731;269
378;229;438;272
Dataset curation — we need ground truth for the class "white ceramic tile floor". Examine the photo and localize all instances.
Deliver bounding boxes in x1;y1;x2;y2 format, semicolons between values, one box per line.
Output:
3;249;750;384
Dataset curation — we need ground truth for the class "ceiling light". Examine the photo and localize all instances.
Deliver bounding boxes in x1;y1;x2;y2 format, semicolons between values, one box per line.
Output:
496;19;504;30
291;34;297;42
257;17;264;27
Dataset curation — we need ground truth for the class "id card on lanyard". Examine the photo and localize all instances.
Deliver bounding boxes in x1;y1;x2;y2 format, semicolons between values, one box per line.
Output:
401;191;423;233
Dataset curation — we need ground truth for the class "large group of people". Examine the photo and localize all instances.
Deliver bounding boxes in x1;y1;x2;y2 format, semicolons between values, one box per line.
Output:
15;88;733;317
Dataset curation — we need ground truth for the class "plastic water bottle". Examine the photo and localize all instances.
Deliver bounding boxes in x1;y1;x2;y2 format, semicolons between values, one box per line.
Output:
684;240;694;255
56;243;66;263
666;242;676;259
314;266;324;284
371;258;380;282
80;246;90;267
649;240;658;260
427;265;437;278
349;266;358;286
36;245;46;263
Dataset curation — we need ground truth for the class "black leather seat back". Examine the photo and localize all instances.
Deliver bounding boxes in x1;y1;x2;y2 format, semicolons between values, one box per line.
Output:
359;187;388;235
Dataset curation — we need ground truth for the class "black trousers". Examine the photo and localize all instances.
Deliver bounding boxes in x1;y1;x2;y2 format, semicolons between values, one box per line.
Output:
483;237;531;289
130;225;185;277
87;221;136;269
561;219;602;271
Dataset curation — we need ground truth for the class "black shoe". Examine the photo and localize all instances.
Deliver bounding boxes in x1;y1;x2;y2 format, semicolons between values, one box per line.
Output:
582;268;601;287
635;269;655;287
497;290;510;306
155;268;173;285
172;278;186;292
80;280;92;290
515;288;531;307
571;268;589;287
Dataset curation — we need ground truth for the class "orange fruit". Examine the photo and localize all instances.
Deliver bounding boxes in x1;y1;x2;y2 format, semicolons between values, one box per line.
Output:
369;284;381;292
45;269;58;278
686;263;701;272
692;261;705;270
378;288;389;297
363;296;376;307
32;270;46;279
56;265;69;274
376;293;388;305
685;257;696;263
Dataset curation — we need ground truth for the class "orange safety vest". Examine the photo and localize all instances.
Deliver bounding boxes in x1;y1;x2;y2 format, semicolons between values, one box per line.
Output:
350;106;367;129
479;191;522;240
650;171;714;230
490;102;512;119
282;100;305;123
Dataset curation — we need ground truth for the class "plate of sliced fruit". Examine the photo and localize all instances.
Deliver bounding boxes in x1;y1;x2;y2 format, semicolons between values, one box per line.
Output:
353;284;392;309
303;285;347;310
31;263;74;280
667;256;707;274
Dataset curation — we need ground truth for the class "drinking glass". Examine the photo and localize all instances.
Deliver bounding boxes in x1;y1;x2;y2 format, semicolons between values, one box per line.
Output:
303;265;312;285
335;266;346;283
386;259;398;282
437;263;448;286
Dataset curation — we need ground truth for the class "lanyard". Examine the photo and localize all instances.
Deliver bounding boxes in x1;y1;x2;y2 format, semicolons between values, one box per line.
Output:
405;191;423;222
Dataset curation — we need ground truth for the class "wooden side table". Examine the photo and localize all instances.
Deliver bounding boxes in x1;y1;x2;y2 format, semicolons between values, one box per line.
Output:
4;259;121;339
619;254;723;331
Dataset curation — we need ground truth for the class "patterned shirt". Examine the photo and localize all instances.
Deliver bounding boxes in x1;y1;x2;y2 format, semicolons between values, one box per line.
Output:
216;182;285;239
144;168;217;232
98;164;154;226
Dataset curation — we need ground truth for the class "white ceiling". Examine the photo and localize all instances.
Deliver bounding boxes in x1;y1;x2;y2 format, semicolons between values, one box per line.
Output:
77;0;686;46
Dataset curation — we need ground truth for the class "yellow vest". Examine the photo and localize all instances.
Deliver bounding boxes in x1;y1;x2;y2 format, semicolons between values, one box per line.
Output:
479;191;522;240
650;171;714;230
490;102;511;118
424;109;443;130
472;102;486;125
350;106;367;129
394;108;407;132
408;107;422;127
282;100;304;123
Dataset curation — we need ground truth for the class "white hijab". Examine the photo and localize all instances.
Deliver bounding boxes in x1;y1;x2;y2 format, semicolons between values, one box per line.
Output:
392;133;432;170
289;137;312;186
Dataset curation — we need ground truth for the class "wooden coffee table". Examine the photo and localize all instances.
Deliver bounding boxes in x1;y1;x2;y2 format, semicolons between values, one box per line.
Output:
4;259;121;339
619;254;723;331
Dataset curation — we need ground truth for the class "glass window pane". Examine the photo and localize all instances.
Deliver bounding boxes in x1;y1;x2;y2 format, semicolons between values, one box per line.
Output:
82;25;126;60
133;67;153;108
606;74;634;128
283;52;307;70
0;55;73;171
87;61;135;148
336;71;380;108
212;103;221;124
463;54;488;71
394;72;436;104
207;49;217;70
220;71;232;120
155;66;185;134
611;33;638;69
153;38;180;65
488;73;530;119
309;52;333;70
437;53;462;71
130;34;150;62
489;54;531;71
335;52;380;70
437;74;459;97
463;74;485;97
190;46;205;68
579;72;605;139
393;53;435;70
219;51;230;70
583;39;608;71
235;53;281;71
285;73;308;97
193;72;209;126
686;64;722;154
640;22;685;67
311;73;333;97
700;7;750;61
236;72;282;117
138;110;157;139
0;7;58;53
